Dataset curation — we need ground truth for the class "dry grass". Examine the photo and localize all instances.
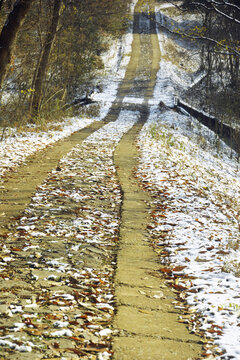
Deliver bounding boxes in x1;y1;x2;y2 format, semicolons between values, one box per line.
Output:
222;260;240;278
162;39;198;72
160;6;181;18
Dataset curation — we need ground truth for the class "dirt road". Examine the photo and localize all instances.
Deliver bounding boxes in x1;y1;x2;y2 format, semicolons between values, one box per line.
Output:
112;4;202;359
0;1;203;359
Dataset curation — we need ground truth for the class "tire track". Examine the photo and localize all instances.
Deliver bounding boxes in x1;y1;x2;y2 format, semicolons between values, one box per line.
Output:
112;3;203;359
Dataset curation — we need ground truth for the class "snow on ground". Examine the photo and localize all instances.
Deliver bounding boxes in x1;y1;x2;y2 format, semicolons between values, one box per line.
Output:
0;117;94;178
138;73;240;360
154;2;202;107
1;0;240;357
135;4;240;358
0;112;139;358
0;0;137;180
92;0;137;116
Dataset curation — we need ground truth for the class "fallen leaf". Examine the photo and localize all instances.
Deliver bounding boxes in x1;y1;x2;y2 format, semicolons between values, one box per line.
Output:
173;266;186;272
159;267;172;275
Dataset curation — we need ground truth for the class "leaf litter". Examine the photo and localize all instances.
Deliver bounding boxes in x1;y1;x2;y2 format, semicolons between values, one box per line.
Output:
1;1;239;358
0;0;137;181
137;105;240;359
0;111;139;359
134;3;240;358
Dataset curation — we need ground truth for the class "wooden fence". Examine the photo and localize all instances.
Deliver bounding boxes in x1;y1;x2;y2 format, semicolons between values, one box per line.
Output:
174;98;240;155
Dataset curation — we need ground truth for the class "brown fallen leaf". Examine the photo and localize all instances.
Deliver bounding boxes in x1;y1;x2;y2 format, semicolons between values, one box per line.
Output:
45;314;62;320
24;328;43;336
172;265;186;272
217;250;229;255
172;284;187;291
69;336;85;342
10;247;22;251
159;267;172;275
195;256;209;263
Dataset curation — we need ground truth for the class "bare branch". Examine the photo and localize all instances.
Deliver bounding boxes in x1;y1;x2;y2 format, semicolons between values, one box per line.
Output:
186;1;240;24
211;0;240;13
147;13;240;57
211;4;240;24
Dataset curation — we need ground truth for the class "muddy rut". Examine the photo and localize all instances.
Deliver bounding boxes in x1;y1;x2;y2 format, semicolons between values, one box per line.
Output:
0;1;203;359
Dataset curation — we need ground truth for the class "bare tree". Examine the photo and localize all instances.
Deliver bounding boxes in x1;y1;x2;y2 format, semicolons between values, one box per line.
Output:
30;0;63;118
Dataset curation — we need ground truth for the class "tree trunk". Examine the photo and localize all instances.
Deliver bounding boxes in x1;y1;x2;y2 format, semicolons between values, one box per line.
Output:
0;0;33;88
0;1;4;11
30;0;62;118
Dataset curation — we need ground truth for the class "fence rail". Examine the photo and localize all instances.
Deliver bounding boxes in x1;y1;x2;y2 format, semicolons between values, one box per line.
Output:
174;97;240;155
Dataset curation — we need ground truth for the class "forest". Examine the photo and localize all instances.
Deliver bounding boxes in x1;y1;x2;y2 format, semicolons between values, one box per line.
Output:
180;0;240;127
0;0;131;127
0;0;239;130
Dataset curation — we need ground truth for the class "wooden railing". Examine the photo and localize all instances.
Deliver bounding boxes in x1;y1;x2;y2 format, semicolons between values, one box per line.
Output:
174;97;240;155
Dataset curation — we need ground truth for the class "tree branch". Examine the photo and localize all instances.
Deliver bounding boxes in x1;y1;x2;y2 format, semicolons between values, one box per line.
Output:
190;1;240;24
147;13;240;57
